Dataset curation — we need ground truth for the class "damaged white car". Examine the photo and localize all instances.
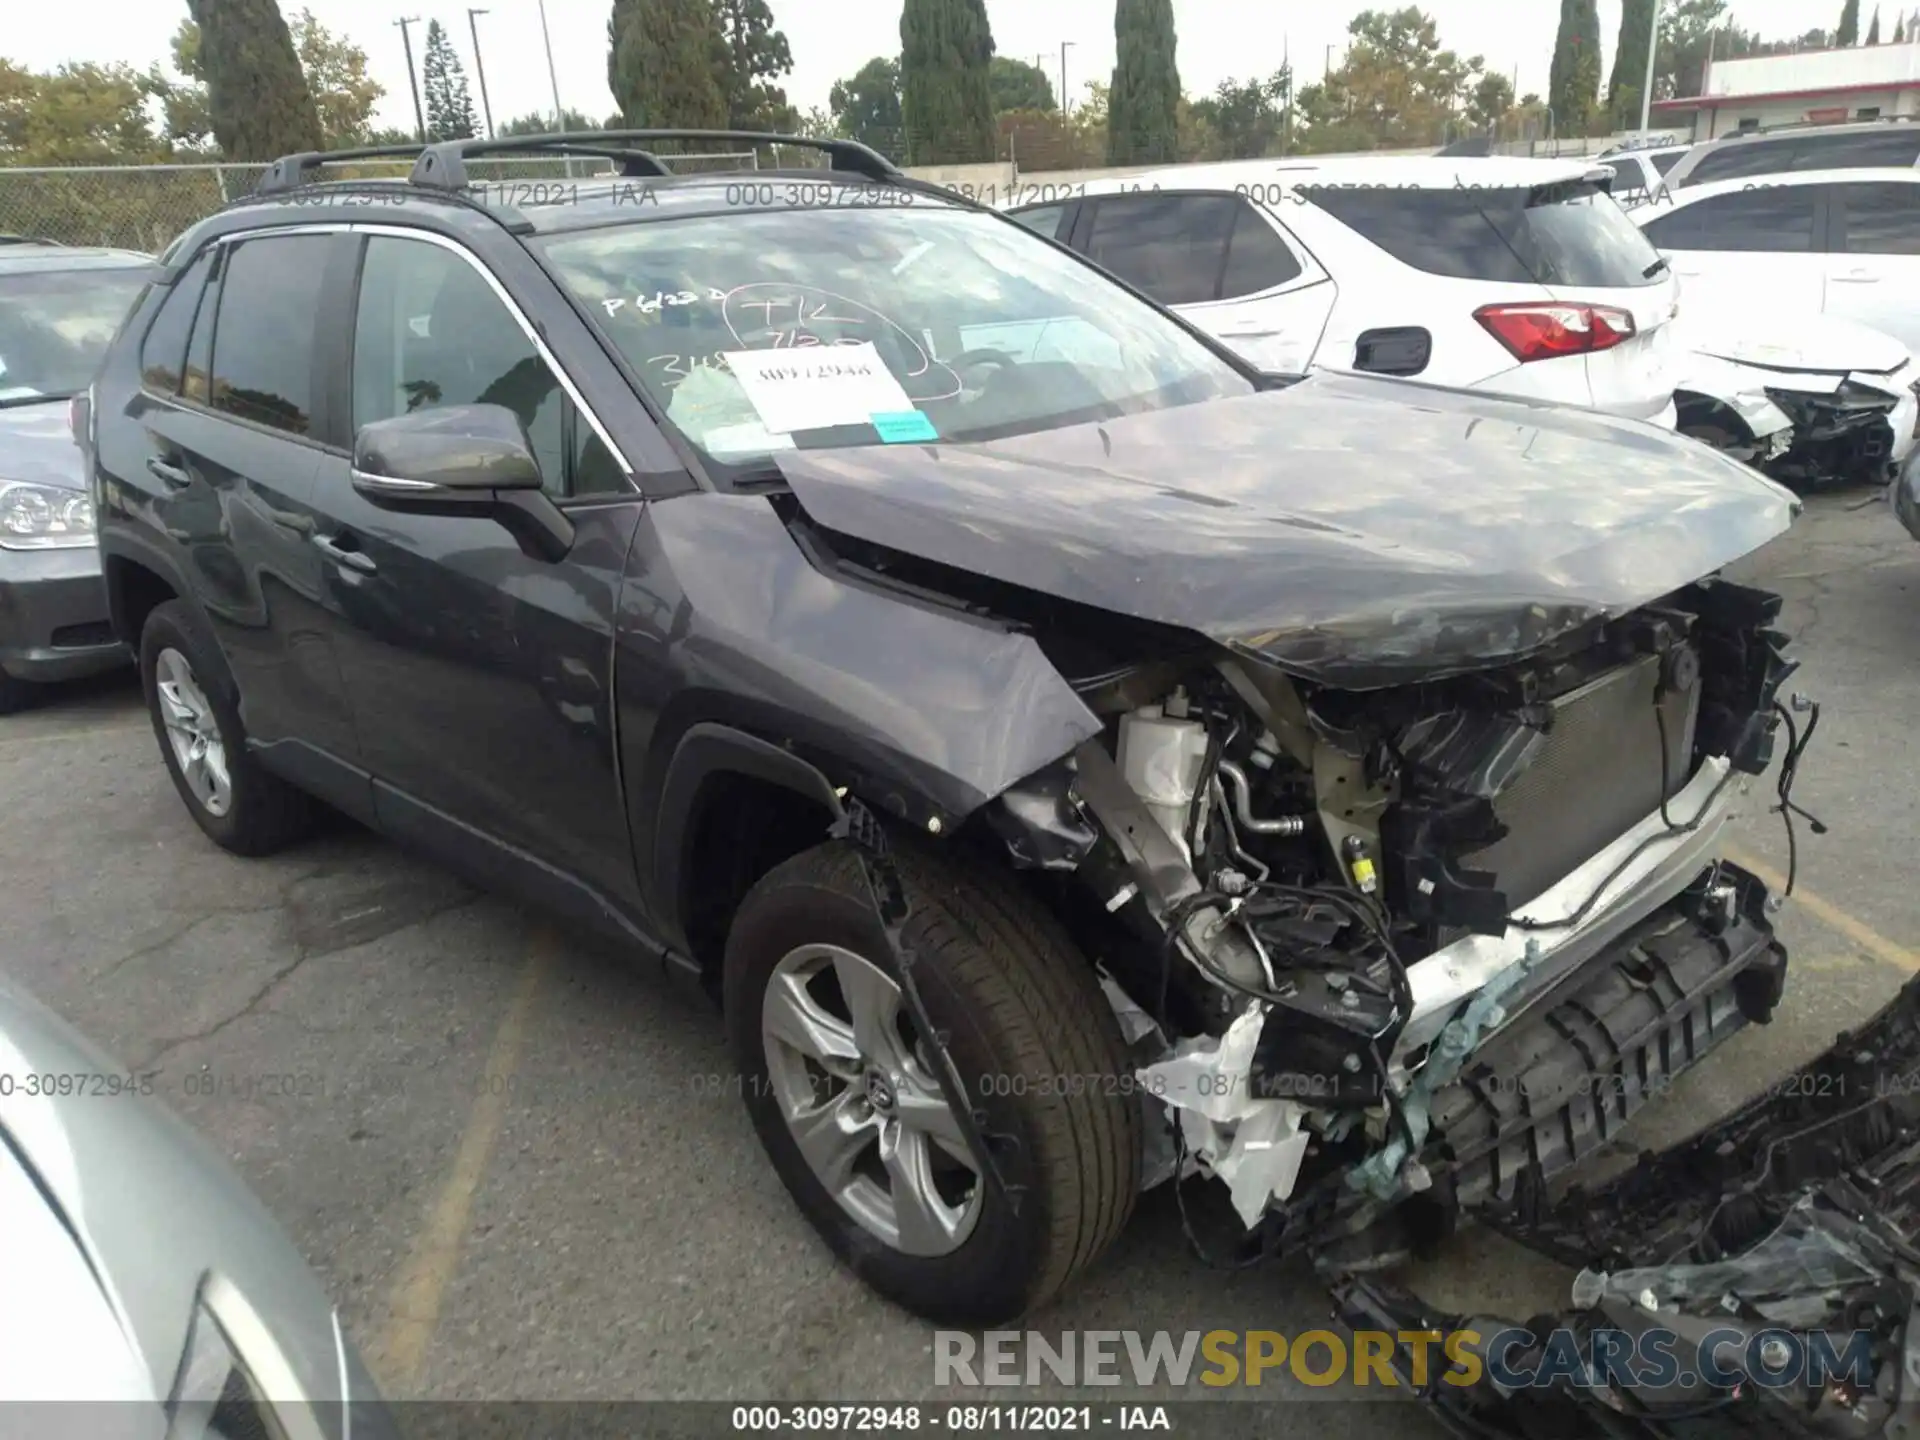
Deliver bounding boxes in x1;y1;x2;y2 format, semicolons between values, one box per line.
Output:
1675;312;1920;487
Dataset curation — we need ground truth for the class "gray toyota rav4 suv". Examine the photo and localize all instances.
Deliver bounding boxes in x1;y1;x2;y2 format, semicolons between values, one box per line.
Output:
84;130;1920;1435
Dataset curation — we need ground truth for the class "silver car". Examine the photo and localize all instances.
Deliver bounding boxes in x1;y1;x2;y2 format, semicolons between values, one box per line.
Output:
0;975;397;1438
0;242;151;712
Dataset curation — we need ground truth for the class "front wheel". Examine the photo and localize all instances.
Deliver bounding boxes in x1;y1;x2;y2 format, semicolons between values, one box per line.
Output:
723;840;1141;1325
139;600;312;856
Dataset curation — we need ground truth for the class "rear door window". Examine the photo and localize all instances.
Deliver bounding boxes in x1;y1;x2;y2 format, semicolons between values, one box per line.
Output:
1651;150;1687;176
1837;181;1920;255
207;235;330;436
1008;203;1068;241
1685;138;1803;184
1789;129;1920;171
1642;186;1821;252
1300;181;1665;286
1218;199;1304;298
1083;193;1240;305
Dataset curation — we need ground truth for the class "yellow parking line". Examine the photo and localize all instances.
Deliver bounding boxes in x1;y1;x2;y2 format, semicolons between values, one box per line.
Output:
369;930;550;1394
1726;845;1920;973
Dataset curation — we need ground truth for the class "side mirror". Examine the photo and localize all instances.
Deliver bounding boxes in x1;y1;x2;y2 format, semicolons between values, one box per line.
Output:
352;402;543;494
350;403;572;561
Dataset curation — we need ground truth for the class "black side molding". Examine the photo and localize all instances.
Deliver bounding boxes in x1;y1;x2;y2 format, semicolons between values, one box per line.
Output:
651;722;847;942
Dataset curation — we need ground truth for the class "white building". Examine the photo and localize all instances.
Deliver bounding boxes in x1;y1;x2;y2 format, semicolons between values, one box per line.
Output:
1654;40;1920;140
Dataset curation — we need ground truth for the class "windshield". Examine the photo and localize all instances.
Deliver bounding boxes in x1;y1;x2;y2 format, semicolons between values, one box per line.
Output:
1301;180;1666;288
0;267;149;405
535;205;1253;468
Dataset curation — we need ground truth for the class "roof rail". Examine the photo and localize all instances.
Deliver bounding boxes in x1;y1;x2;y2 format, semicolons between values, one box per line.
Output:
253;143;432;195
404;129;903;192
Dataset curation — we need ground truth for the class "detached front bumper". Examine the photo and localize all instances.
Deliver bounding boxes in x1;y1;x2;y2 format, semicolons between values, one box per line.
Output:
1331;968;1920;1438
0;546;127;683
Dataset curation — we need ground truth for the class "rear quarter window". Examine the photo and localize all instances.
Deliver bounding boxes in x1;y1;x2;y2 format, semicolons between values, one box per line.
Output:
1299;182;1664;287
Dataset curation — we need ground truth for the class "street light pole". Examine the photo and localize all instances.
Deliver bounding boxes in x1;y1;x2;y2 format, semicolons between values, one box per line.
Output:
467;8;495;138
1060;41;1075;115
395;16;426;143
533;0;572;173
1639;0;1662;132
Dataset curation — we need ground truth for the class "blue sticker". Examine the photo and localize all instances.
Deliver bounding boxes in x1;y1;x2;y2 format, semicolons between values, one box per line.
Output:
871;410;939;444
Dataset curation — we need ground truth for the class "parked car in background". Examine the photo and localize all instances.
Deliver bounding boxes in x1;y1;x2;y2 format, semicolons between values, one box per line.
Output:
1660;117;1920;191
1636;169;1920;354
1594;144;1691;208
0;243;150;711
1671;310;1920;487
88;132;1809;1335
0;973;396;1435
1006;156;1686;427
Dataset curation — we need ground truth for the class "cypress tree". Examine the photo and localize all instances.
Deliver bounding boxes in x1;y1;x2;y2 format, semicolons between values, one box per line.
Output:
1548;0;1602;136
900;0;997;164
1869;5;1884;42
608;0;728;128
421;20;478;141
185;0;323;159
1606;0;1655;126
1839;0;1861;45
1108;0;1181;165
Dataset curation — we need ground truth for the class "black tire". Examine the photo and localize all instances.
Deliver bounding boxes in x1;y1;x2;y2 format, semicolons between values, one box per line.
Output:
723;839;1141;1325
0;671;40;715
139;599;313;856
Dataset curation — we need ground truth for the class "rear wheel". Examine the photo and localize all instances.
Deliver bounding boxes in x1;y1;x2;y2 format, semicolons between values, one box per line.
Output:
723;839;1141;1325
140;600;312;856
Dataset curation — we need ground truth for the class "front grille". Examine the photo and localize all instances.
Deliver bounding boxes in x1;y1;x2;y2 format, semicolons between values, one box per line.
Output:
1464;652;1700;910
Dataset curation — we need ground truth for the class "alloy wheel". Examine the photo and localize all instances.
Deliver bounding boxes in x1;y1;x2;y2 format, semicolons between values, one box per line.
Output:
155;647;231;817
761;943;983;1256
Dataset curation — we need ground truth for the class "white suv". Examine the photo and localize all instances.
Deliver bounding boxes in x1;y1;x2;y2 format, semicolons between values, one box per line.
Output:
1008;157;1682;425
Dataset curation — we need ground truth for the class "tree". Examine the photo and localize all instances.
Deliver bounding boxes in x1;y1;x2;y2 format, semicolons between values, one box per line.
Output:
1898;14;1909;41
1839;0;1861;44
608;0;728;128
186;0;323;159
715;0;796;131
1869;5;1884;41
0;59;171;164
497;108;603;136
829;56;904;159
1549;0;1603;135
900;0;997;164
421;20;477;142
1188;69;1290;159
151;11;381;153
989;56;1056;113
1468;71;1515;132
1294;9;1482;152
1606;0;1655;128
1108;0;1181;164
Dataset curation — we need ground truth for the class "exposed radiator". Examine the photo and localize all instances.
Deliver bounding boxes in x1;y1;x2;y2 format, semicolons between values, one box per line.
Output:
1465;651;1701;911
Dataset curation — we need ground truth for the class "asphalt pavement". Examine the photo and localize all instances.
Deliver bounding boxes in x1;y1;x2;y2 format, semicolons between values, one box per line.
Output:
4;488;1918;1432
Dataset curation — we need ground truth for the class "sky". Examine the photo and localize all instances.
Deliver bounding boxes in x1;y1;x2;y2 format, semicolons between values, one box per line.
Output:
2;1;1858;138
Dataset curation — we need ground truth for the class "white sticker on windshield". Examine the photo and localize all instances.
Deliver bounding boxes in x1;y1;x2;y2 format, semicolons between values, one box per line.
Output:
704;422;797;454
721;342;913;435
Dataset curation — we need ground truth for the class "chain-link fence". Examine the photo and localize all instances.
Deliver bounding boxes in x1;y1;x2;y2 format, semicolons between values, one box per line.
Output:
0;149;795;254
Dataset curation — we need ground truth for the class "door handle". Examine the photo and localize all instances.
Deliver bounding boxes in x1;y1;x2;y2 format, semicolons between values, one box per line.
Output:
312;534;377;574
1832;270;1880;283
146;457;190;489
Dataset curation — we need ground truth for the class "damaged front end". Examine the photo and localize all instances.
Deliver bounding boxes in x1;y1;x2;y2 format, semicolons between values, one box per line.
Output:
981;573;1808;1269
1334;970;1920;1437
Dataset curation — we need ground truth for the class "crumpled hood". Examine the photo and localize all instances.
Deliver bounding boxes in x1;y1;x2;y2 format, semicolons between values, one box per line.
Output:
773;370;1799;688
1680;311;1912;377
0;399;84;491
